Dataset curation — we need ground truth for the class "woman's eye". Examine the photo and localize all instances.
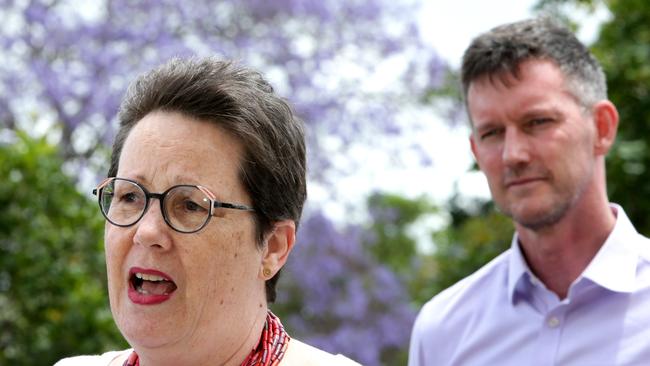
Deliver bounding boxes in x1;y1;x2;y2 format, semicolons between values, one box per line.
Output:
119;192;139;203
183;200;206;213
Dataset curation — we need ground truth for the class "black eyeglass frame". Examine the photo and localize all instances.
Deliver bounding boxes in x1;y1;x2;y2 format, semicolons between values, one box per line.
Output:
92;177;255;234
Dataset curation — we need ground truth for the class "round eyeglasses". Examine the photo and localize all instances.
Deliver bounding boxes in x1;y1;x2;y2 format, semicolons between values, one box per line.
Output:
92;177;255;233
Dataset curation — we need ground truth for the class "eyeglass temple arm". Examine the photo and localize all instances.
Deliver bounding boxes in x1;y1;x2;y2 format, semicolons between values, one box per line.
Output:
215;202;256;212
197;185;255;212
92;177;114;196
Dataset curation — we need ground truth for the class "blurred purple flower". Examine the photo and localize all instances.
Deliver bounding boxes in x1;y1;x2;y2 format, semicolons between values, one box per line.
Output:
1;0;451;174
277;209;417;365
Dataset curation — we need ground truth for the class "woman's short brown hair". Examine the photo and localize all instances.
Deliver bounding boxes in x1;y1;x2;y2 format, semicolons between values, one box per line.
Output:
109;57;307;302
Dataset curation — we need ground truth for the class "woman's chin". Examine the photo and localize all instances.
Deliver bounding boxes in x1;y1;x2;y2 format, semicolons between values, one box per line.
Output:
116;315;183;350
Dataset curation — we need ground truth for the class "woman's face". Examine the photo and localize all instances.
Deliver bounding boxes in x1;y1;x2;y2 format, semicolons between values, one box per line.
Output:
105;111;267;357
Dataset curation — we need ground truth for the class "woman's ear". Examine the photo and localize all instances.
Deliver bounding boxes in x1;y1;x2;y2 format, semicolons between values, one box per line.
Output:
592;100;619;156
259;220;296;279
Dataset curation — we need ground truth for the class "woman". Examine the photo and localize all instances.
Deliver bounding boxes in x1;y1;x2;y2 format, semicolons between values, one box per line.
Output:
56;58;360;366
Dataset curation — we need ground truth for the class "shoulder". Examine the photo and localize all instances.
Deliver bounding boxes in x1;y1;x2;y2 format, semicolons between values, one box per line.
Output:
409;250;511;363
415;249;511;327
54;349;131;366
282;339;362;366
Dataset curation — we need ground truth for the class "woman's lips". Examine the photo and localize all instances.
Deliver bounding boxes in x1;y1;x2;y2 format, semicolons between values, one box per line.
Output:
128;267;177;305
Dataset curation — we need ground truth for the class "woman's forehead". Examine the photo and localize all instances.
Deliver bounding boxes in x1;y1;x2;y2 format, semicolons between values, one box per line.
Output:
118;111;245;191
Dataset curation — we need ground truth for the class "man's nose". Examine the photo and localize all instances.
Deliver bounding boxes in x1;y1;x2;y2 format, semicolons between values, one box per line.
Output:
502;128;531;166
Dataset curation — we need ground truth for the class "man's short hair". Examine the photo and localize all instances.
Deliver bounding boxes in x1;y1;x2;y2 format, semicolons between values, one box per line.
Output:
461;17;607;111
109;57;307;302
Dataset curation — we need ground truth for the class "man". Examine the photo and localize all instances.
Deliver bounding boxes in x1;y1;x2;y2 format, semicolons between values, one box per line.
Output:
409;17;650;365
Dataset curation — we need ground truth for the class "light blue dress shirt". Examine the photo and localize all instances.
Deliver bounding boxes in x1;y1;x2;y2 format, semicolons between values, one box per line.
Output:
409;204;650;366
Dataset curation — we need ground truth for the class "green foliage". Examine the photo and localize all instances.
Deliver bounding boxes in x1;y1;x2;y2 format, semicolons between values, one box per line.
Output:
591;0;650;235
365;192;437;273
364;192;513;305
0;132;126;365
364;193;438;304
431;198;513;294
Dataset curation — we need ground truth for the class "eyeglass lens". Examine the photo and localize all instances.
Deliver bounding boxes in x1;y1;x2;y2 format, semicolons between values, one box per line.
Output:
99;179;212;232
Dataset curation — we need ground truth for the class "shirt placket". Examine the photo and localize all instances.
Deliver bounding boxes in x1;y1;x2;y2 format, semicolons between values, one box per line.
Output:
530;279;568;366
534;306;566;366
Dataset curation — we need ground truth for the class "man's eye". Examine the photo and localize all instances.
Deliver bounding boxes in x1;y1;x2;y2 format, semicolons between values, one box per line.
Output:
480;128;502;140
528;118;552;127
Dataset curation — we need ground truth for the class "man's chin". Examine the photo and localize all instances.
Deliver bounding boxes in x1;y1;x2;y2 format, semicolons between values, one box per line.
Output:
509;205;569;231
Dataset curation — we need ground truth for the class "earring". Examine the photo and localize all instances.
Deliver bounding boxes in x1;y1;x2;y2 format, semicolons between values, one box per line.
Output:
263;268;272;277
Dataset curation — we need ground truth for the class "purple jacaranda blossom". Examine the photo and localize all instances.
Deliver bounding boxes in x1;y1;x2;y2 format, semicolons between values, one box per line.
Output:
0;0;450;179
276;209;417;365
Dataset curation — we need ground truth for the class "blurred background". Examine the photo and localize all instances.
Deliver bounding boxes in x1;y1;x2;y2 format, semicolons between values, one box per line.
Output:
1;0;649;365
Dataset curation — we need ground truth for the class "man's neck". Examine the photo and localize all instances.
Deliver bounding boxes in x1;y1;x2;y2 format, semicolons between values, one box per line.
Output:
516;198;616;299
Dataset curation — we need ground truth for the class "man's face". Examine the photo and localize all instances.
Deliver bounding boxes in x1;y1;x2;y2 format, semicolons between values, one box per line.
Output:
468;60;598;230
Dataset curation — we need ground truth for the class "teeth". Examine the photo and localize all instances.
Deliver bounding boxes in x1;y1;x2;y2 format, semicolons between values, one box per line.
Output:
134;272;167;282
135;286;170;295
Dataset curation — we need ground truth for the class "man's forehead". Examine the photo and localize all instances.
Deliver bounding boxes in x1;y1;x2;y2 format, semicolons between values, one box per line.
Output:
467;59;569;97
469;62;528;92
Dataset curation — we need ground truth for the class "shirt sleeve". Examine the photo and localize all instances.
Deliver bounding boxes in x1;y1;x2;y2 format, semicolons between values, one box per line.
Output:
408;298;450;366
408;310;426;366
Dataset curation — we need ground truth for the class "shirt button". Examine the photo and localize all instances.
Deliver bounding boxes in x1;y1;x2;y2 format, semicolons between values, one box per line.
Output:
547;317;560;328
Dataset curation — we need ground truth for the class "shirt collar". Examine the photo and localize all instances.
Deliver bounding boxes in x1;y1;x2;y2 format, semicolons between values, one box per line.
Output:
507;203;641;304
507;232;531;305
580;204;639;293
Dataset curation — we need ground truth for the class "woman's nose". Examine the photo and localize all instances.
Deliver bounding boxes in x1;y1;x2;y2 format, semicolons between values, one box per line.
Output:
133;200;172;250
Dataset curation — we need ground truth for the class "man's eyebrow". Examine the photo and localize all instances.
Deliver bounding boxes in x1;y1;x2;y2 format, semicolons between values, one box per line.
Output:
519;107;561;121
473;120;501;132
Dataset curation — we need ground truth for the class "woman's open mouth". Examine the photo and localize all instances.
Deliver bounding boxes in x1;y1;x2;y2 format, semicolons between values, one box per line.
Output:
128;267;177;305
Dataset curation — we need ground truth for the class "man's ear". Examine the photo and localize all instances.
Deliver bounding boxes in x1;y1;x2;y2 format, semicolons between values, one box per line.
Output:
469;133;484;172
592;100;619;156
470;133;478;161
259;220;296;279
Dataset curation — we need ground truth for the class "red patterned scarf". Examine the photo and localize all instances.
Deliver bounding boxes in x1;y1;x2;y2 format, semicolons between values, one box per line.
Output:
123;311;290;366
